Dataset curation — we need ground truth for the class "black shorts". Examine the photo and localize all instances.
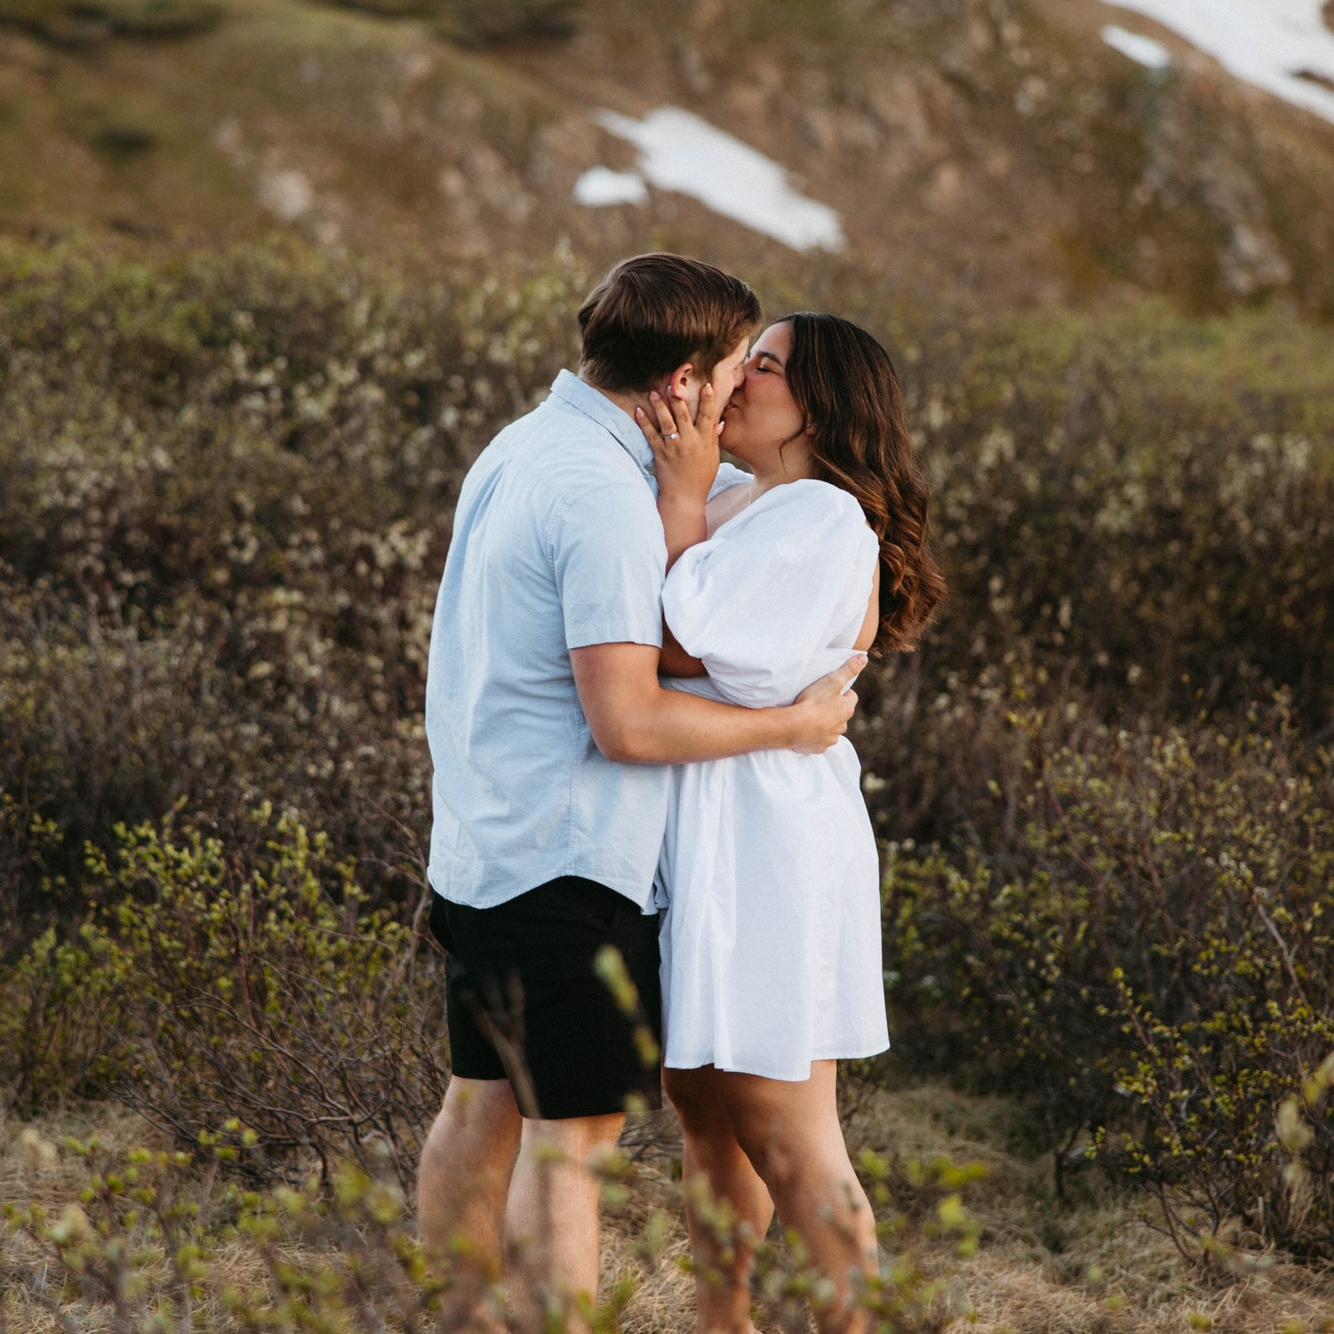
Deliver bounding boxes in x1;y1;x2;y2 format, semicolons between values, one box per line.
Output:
428;877;663;1120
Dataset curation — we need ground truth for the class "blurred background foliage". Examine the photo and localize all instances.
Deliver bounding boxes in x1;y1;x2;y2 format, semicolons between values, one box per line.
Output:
2;236;1329;1264
0;0;223;43
1;0;1332;1315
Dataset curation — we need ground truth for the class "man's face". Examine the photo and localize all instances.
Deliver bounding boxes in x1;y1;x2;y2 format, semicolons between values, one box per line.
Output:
706;334;752;413
661;333;751;417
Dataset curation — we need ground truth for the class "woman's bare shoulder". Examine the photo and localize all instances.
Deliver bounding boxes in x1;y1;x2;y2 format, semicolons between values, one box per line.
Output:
705;481;755;535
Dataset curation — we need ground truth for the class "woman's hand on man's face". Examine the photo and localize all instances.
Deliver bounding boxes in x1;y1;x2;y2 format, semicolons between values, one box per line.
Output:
635;379;725;505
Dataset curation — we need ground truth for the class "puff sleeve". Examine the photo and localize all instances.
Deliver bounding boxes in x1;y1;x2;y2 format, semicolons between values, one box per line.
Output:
662;480;877;707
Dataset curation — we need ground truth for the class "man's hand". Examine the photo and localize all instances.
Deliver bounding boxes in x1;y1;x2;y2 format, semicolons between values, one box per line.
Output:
787;655;868;754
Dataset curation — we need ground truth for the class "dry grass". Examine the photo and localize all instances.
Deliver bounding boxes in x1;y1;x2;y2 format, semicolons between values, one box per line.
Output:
5;1081;1331;1332
846;1087;1334;1334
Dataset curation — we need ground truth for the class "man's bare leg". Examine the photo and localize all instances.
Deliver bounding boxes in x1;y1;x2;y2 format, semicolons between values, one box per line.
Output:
504;1112;625;1331
417;1076;523;1328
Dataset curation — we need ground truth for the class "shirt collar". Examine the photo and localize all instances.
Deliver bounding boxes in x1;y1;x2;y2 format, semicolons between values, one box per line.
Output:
549;369;656;481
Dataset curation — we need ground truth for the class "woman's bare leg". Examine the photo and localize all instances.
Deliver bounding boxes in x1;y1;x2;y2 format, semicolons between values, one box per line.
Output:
715;1061;878;1334
665;1065;775;1334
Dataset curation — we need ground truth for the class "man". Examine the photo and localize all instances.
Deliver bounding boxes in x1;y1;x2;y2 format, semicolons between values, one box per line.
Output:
416;253;866;1328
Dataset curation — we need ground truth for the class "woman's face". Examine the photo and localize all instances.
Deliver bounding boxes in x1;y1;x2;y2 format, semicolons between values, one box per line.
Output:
721;321;811;475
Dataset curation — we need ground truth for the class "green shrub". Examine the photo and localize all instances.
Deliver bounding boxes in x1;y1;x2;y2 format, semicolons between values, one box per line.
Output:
893;303;1334;729
0;0;221;42
0;241;586;930
433;0;579;46
0;575;247;916
0;807;449;1188
0;916;128;1115
311;0;580;46
0;789;61;955
0;1123;979;1331
1;1129;449;1331
883;690;1334;1256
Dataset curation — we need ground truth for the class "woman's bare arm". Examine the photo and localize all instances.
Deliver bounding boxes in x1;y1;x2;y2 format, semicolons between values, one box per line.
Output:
659;491;709;572
656;486;709;676
854;563;881;653
660;624;707;678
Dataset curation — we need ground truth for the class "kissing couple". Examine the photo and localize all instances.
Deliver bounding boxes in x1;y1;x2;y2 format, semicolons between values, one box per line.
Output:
415;253;945;1333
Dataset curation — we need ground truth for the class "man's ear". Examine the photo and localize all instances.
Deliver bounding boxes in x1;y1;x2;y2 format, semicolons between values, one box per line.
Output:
665;362;694;399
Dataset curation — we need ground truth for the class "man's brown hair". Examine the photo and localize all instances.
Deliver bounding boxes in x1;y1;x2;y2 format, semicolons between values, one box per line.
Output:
577;253;762;392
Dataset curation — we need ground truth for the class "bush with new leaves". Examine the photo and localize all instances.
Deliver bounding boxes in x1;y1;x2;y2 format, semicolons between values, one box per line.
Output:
1;1123;986;1331
1;806;448;1190
883;691;1334;1258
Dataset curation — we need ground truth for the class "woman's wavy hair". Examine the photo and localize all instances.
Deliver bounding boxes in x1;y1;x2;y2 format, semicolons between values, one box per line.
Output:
780;312;946;656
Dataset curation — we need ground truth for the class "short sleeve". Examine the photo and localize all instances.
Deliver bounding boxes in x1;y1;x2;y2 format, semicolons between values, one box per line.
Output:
551;482;667;650
662;481;877;706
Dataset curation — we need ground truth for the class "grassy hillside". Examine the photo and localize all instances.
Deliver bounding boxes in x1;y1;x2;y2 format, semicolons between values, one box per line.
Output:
1;0;1332;315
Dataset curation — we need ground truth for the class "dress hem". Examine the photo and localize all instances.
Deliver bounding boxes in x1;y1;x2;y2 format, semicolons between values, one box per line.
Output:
663;1042;892;1083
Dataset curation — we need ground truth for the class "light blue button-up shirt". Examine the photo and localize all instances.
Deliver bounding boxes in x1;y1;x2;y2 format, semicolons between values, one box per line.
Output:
425;370;747;913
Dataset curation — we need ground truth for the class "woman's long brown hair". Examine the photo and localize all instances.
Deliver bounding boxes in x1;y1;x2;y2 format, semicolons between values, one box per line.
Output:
781;312;946;656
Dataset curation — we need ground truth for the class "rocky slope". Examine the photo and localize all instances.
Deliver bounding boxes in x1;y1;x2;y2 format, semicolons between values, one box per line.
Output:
1;0;1332;316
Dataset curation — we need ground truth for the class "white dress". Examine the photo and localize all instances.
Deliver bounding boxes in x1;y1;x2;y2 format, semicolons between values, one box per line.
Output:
655;478;891;1081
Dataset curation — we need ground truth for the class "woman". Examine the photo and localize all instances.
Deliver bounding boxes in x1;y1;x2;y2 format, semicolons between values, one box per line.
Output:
633;313;945;1333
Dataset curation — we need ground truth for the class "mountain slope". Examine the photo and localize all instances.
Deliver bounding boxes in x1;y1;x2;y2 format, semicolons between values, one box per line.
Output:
1;0;1332;316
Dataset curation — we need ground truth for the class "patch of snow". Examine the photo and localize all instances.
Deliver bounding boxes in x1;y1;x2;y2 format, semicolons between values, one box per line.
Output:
573;167;649;207
1101;23;1173;69
1101;1;1334;122
589;106;845;252
258;168;314;222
